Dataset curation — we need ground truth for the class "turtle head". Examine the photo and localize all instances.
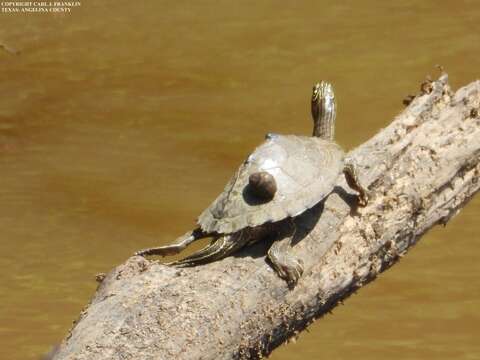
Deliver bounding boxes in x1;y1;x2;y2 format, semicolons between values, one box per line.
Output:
311;81;336;140
311;82;335;106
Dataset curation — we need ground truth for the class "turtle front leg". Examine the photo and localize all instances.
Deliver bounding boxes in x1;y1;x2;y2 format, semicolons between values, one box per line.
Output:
135;227;207;257
267;221;304;288
343;159;369;207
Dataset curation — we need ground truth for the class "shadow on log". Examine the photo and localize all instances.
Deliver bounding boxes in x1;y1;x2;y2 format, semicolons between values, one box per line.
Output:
51;74;480;360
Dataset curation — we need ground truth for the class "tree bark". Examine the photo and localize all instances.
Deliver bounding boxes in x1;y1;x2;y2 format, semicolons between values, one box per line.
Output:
51;75;480;360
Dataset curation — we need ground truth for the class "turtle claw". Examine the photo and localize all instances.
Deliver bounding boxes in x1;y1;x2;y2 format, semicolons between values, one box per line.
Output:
357;189;370;207
275;258;304;288
134;249;148;257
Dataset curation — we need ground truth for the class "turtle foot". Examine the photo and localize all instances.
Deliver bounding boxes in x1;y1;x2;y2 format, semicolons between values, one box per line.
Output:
343;159;370;207
267;237;304;288
270;256;304;288
357;189;370;207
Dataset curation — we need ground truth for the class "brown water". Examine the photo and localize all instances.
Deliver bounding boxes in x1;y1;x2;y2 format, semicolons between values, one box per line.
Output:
0;1;479;359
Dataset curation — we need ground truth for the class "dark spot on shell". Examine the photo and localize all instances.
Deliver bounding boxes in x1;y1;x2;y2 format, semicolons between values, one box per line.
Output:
244;171;277;203
470;108;478;118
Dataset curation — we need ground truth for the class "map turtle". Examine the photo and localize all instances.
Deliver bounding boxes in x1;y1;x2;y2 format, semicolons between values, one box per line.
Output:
136;82;368;286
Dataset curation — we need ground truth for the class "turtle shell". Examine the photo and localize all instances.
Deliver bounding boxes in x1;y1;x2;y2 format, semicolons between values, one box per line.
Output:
198;134;345;234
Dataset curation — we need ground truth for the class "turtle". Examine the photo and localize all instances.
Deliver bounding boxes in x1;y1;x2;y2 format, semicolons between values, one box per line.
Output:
135;81;369;286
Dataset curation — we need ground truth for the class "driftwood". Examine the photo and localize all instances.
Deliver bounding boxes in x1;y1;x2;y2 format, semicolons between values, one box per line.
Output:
51;74;480;360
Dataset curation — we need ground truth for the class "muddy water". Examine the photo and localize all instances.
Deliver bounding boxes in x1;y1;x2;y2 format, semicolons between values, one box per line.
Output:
0;1;479;359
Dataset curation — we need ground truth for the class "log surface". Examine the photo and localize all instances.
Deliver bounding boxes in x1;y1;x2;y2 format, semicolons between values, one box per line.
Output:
51;75;480;360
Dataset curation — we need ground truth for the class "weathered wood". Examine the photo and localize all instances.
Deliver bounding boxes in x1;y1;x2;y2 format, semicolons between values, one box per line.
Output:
51;75;480;360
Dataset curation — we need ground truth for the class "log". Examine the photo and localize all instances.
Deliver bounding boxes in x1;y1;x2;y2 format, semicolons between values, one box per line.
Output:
51;74;480;360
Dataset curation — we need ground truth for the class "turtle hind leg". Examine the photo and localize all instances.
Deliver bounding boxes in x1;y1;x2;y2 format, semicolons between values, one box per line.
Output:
170;231;250;267
343;159;369;207
135;228;206;257
267;221;304;288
